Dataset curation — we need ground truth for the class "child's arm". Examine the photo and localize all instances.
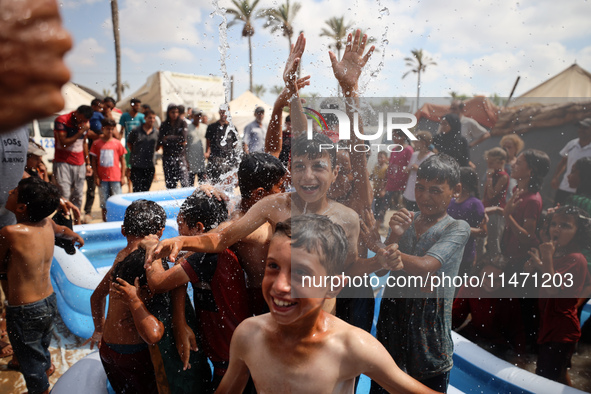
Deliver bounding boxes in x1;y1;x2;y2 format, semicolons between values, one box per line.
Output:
385;209;414;245
91;155;100;186
120;153;126;186
215;321;253;394
85;268;113;349
171;285;197;371
111;277;164;345
51;221;84;247
504;191;538;244
148;194;278;263
351;329;440;394
400;220;470;277
145;257;191;293
484;171;508;200
265;77;310;157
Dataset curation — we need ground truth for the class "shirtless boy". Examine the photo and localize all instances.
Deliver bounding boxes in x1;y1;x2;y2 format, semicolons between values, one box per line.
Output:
216;214;438;394
0;177;83;394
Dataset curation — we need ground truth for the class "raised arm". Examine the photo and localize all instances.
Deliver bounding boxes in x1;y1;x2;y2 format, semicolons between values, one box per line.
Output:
283;33;308;139
265;76;310;157
330;29;376;209
148;194;281;263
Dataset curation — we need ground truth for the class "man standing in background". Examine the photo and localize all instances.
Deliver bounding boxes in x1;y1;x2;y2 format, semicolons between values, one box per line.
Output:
243;106;266;154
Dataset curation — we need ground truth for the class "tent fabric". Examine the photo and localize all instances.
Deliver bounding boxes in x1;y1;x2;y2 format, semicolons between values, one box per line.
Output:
227;91;277;134
60;82;96;114
492;101;591;136
414;96;499;129
511;64;591;107
117;71;225;120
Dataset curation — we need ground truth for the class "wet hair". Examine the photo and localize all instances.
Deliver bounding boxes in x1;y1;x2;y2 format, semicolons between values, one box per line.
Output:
485;147;507;162
291;133;337;169
179;192;228;232
130;98;142;106
417;154;460;188
415;130;433;146
91;98;103;107
500;134;525;155
111;248;148;286
573;157;591;196
76;105;93;120
459;167;480;199
551;205;591;249
238;153;286;200
101;118;117;128
441;113;461;137
122;200;166;237
16;177;60;222
520;149;550;193
274;214;348;276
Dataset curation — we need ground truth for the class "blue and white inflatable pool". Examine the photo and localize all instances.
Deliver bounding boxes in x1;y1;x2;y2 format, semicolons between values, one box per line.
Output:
105;187;195;222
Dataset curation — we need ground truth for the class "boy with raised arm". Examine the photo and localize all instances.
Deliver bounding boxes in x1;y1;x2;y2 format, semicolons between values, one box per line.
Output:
216;214;438;394
0;177;83;394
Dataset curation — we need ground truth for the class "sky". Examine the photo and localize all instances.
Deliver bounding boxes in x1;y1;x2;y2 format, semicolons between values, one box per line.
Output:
59;0;591;111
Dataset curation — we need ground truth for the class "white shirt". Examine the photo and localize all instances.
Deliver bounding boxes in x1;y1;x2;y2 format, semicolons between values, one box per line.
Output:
559;138;591;192
243;120;266;153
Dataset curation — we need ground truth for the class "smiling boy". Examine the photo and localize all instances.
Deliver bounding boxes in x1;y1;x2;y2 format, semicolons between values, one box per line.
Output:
216;214;438;394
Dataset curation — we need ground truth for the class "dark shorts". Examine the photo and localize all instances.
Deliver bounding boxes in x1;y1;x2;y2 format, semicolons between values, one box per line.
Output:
536;341;575;383
99;339;158;394
6;293;57;394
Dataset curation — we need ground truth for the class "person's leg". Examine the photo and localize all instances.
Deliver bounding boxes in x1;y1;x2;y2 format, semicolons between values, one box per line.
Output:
53;162;72;202
163;157;177;189
419;371;450;393
178;157;190;188
144;167;155;191
99;182;108;222
6;295;56;394
83;175;95;216
70;163;86;212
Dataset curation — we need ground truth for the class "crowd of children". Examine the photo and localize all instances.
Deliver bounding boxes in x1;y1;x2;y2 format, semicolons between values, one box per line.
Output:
1;29;591;394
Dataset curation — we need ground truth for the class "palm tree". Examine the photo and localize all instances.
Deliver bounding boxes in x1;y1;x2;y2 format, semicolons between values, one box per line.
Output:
253;84;266;97
320;16;352;63
260;0;301;51
112;81;130;96
227;0;261;92
402;49;436;111
110;0;122;101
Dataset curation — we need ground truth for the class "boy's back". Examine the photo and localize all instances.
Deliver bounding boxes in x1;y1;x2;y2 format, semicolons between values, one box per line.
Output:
2;217;55;305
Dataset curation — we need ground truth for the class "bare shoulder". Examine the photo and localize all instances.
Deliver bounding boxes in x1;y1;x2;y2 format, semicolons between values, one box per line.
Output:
328;201;360;232
232;315;269;349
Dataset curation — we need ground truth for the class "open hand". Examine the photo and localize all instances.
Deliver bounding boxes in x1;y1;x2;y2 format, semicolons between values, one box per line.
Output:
111;277;141;305
359;209;381;252
329;29;375;95
283;33;306;92
174;322;198;370
82;329;103;350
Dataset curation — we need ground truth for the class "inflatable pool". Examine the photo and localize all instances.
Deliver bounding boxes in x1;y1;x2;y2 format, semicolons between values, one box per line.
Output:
51;220;179;339
51;351;112;394
105;187;195;222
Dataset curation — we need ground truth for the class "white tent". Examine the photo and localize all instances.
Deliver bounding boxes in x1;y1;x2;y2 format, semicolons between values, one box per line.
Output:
511;64;591;106
118;71;225;119
227;90;281;134
59;82;96;114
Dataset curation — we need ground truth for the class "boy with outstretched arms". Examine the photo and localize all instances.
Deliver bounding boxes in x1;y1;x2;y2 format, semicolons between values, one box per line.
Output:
0;177;83;394
144;192;251;389
216;214;438;394
366;154;470;393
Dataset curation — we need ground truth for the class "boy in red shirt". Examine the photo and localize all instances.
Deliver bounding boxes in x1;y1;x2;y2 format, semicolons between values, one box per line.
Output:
90;118;127;221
